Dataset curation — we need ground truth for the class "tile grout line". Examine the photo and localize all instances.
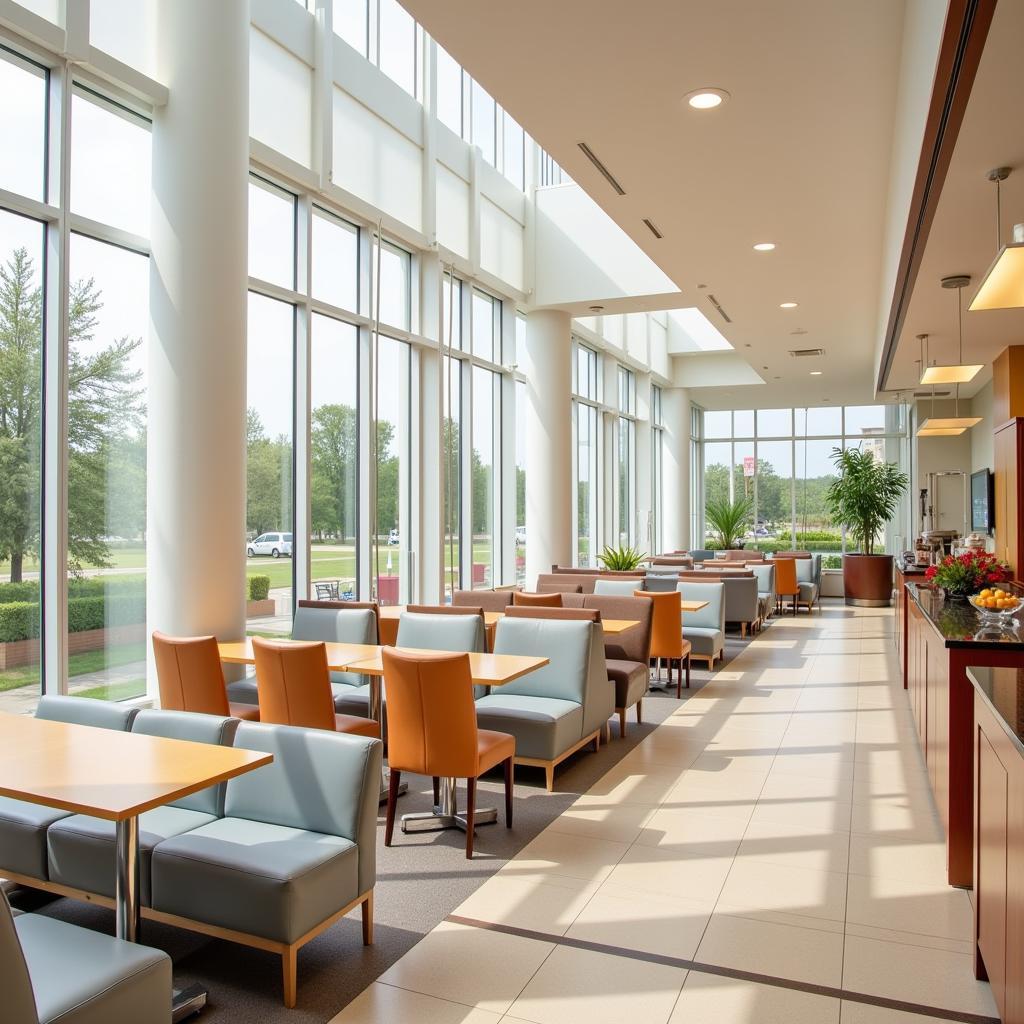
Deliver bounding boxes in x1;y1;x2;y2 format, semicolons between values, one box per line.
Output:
444;915;996;1024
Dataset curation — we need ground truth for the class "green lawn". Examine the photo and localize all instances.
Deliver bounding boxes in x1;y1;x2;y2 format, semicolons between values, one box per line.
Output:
0;642;147;694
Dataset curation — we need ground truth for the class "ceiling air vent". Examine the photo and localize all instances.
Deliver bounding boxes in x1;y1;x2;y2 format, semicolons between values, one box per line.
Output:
913;390;951;398
577;142;626;196
706;293;732;324
642;218;663;239
788;348;825;358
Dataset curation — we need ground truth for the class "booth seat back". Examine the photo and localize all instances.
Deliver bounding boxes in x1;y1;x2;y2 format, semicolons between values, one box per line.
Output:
751;563;776;597
581;595;653;663
453;589;512;612
396;611;485;653
723;576;759;621
35;694;137;731
228;722;382;896
492;617;595;705
131;710;239;816
677;581;726;631
688;550;716;562
292;601;378;688
593;578;645;596
1;891;37;1024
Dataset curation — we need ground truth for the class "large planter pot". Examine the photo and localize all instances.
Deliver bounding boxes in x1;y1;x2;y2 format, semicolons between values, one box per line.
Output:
842;553;894;607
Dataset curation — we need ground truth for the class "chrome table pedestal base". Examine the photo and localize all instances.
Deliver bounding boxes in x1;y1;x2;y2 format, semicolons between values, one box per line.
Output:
400;776;497;834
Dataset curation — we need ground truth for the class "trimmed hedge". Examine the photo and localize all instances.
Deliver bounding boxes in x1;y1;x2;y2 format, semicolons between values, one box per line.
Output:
0;575;147;606
247;575;271;601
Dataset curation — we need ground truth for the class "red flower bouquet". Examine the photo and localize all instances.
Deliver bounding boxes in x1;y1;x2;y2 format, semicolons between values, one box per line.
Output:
925;550;1012;598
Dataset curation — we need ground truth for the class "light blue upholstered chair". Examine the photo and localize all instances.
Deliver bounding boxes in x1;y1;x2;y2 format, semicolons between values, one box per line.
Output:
750;563;776;625
677;581;726;669
46;711;238;904
0;696;136;885
2;889;172;1024
395;611;486;653
795;556;821;611
593;578;645;596
150;721;382;1007
476;617;612;790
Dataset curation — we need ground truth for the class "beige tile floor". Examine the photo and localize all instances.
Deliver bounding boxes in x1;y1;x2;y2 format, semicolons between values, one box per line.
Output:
330;605;997;1024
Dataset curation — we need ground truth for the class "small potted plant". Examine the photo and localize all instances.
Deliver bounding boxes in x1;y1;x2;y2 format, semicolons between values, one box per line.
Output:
705;494;754;552
825;447;909;606
925;550;1011;601
597;545;648;571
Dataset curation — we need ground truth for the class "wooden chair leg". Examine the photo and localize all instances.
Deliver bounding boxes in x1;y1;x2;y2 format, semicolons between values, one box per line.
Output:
685;654;691;689
545;764;554;792
618;708;627;739
361;890;374;945
465;777;476;859
384;769;400;846
741;621;747;638
604;720;611;744
432;776;440;807
636;699;643;723
282;946;298;1008
676;658;682;699
504;757;514;827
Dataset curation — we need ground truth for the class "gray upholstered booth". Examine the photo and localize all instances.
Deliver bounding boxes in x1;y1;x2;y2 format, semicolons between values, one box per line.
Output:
677;581;726;668
750;563;776;625
476;617;612;790
150;722;381;1007
0;696;136;883
593;578;644;596
3;889;172;1024
46;711;239;904
582;594;653;738
453;589;512;611
722;575;760;636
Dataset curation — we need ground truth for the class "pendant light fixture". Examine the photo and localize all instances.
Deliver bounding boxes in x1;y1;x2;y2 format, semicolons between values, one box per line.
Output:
917;277;981;435
970;167;1024;311
920;273;983;384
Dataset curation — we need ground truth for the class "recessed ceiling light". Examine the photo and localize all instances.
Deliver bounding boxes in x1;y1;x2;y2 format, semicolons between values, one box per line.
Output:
753;242;776;252
588;305;604;313
780;302;798;309
685;88;729;110
810;370;822;376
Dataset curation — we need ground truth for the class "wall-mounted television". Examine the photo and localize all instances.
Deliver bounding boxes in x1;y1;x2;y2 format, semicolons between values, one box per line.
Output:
971;468;994;534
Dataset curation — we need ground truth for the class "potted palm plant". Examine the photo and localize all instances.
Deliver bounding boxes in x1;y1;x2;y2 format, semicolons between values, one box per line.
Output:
705;494;754;552
825;447;909;606
597;544;647;571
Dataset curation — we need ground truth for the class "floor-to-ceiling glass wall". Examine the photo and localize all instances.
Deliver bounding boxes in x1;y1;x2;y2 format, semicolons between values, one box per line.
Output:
698;404;909;562
574;343;600;567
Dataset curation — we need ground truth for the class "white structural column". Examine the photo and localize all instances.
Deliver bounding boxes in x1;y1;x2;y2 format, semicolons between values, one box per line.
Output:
524;311;573;584
147;0;250;676
661;387;690;552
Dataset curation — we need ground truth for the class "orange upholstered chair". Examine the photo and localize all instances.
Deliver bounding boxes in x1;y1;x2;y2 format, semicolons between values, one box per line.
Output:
382;648;515;858
252;637;379;738
153;631;261;721
772;558;800;616
512;591;563;607
636;590;692;697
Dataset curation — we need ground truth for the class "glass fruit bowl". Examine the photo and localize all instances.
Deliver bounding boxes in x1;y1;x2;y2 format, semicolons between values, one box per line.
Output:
969;590;1022;621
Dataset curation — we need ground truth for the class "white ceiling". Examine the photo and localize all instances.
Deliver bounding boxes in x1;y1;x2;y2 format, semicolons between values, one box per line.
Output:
403;0;911;408
884;0;1024;404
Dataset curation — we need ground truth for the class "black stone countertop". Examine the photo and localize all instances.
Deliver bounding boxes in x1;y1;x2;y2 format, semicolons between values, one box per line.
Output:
907;581;1024;650
967;665;1024;757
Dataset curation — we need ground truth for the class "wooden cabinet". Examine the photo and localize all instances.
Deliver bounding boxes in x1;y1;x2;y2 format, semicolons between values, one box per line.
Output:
974;684;1024;1022
993;418;1024;574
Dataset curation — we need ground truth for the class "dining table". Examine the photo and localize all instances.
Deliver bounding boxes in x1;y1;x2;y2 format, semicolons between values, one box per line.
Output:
217;639;550;835
0;711;272;1021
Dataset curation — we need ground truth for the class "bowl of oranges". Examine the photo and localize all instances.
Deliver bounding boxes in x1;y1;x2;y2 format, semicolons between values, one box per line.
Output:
969;588;1022;620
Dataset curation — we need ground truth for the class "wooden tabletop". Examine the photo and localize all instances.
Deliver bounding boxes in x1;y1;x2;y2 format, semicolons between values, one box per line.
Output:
681;601;708;612
218;640;548;687
0;712;272;821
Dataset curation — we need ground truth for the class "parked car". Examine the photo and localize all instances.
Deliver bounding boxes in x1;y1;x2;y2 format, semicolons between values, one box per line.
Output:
387;528;400;546
247;532;292;558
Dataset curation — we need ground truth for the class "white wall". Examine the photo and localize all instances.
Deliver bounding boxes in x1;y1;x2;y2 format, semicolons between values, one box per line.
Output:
971;381;994;473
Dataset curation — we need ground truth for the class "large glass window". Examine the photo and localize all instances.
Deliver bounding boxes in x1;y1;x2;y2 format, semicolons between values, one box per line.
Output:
378;0;416;97
651;385;663;555
443;354;462;598
246;293;294;635
700;405;908;562
249;176;296;291
471;288;498;361
576;403;599;567
0;50;47;201
436;45;464;137
616;367;636;547
502;112;525;191
374;336;409;604
471;79;496;166
377;239;410;331
0;210;44;713
334;0;368;57
311;208;358;312
66;234;148;701
310;315;358;600
515;378;526;586
471;366;498;587
71;89;151;237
